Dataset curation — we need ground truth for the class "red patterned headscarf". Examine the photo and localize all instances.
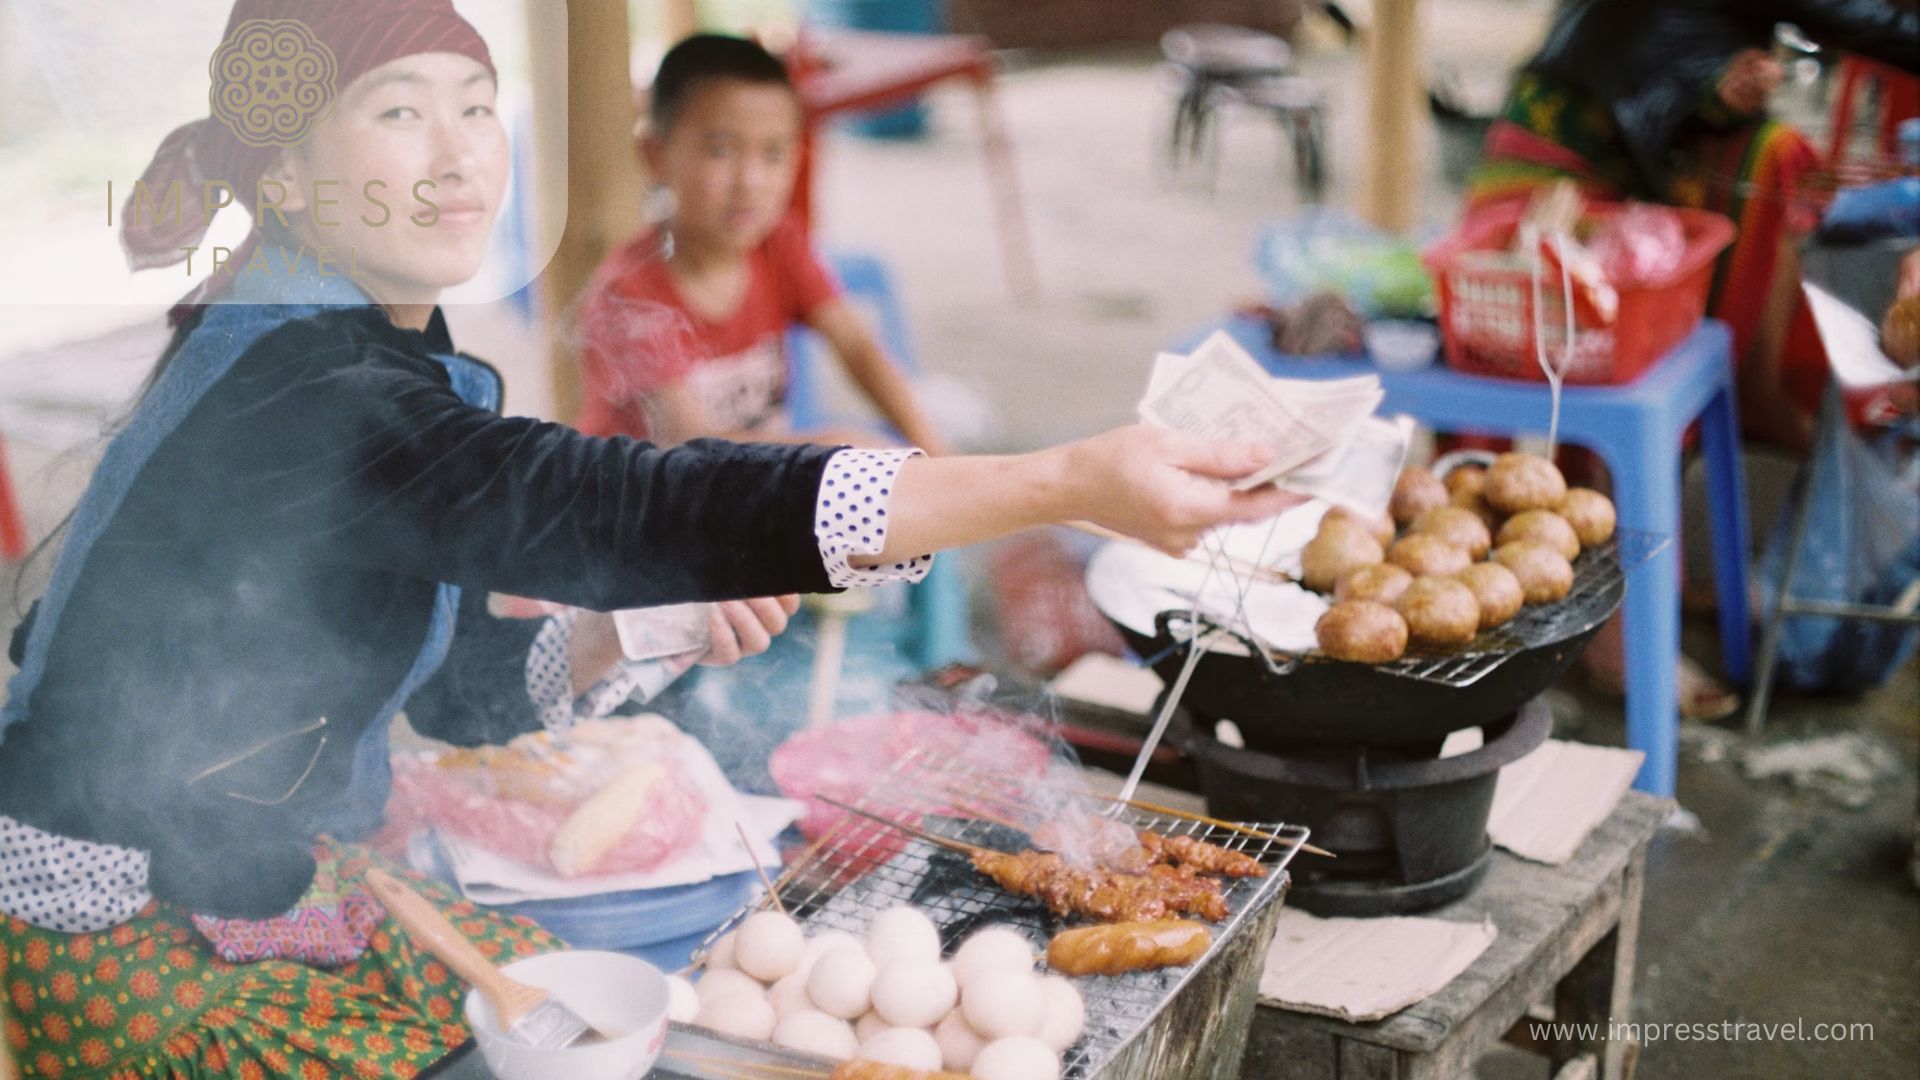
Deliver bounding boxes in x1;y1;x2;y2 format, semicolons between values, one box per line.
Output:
122;0;495;316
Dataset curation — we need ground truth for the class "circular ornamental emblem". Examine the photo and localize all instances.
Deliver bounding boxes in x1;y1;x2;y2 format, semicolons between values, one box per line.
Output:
210;18;338;148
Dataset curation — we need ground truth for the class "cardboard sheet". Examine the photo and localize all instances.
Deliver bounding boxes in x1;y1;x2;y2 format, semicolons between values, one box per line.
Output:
1487;739;1643;865
1260;908;1497;1022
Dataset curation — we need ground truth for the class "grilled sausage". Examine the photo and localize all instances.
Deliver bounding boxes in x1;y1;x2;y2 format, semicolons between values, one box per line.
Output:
1046;920;1213;976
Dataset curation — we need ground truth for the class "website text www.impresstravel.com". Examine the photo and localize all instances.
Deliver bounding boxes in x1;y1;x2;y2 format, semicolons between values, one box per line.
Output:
1526;1017;1875;1045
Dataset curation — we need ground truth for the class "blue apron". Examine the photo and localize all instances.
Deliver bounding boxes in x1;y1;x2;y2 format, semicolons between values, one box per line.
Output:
0;250;501;837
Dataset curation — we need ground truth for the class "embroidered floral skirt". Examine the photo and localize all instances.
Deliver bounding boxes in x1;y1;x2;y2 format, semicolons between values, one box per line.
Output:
1;844;557;1078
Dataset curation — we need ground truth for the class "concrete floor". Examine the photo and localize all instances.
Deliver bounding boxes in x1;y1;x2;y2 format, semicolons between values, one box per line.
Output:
0;11;1915;1079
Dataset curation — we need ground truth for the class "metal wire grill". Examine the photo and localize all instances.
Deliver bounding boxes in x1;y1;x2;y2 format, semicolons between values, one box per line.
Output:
694;748;1306;1079
1254;526;1668;688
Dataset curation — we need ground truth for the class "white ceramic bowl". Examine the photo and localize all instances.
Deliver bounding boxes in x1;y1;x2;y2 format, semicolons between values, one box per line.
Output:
464;950;669;1080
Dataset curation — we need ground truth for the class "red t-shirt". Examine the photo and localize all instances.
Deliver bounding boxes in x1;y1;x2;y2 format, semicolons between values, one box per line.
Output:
573;216;840;440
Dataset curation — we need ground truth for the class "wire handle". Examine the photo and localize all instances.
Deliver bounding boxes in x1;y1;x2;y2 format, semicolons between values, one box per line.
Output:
1527;228;1577;457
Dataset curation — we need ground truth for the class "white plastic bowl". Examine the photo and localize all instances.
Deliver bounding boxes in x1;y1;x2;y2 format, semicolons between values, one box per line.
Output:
464;950;669;1080
1364;319;1441;371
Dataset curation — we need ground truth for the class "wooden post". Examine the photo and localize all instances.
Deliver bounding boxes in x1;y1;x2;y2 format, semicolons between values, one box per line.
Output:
1364;0;1423;233
528;0;646;423
663;0;699;39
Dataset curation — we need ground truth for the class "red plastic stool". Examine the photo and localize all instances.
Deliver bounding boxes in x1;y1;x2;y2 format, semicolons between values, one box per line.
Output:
1825;56;1920;169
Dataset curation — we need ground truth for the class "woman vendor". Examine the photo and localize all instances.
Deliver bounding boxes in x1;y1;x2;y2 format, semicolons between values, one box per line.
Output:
1465;0;1917;719
1470;0;1918;449
0;2;1296;1075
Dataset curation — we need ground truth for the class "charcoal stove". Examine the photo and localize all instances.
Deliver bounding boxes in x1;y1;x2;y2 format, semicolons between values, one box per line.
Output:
1170;698;1551;915
1094;531;1664;916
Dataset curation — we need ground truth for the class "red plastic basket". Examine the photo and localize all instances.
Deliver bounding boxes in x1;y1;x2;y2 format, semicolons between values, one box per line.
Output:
1422;203;1736;385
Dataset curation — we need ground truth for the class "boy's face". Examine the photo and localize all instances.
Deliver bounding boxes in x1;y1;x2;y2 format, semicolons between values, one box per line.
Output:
650;79;803;254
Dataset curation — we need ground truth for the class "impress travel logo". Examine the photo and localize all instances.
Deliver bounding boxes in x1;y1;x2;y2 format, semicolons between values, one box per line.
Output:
210;18;338;149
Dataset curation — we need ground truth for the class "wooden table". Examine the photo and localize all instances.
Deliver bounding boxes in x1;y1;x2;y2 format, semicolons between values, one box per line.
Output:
1244;791;1671;1080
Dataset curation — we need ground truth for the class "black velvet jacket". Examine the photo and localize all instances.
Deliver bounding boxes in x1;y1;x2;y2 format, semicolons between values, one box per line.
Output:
1528;0;1920;193
0;306;838;916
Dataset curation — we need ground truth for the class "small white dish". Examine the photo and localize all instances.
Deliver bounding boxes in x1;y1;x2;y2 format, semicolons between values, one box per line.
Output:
1365;320;1441;371
465;950;669;1080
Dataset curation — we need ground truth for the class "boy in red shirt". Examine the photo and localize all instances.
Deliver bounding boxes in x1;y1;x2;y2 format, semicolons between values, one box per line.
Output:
575;34;949;453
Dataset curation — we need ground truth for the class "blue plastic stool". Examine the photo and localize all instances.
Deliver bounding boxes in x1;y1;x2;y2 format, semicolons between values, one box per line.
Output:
786;251;971;669
1185;318;1754;797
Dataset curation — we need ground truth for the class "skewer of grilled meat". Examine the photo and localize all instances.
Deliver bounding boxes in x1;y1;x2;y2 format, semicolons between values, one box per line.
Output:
1028;820;1267;878
970;849;1231;922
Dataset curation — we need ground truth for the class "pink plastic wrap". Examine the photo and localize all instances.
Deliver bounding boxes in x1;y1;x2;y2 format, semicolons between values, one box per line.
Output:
386;741;707;878
1589;203;1689;285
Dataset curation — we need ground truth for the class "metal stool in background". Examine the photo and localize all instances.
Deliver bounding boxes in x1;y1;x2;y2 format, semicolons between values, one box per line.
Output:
1745;240;1920;734
1161;24;1326;199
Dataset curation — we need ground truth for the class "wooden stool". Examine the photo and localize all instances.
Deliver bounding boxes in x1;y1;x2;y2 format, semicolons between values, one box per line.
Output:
1246;792;1670;1080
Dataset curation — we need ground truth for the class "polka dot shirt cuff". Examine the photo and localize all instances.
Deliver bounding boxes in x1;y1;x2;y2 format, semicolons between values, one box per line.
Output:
528;611;679;732
816;448;932;588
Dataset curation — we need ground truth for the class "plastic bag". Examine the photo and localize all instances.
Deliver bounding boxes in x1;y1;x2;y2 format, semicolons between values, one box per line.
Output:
1755;409;1920;693
1254;209;1436;319
1588;203;1689;285
386;718;708;878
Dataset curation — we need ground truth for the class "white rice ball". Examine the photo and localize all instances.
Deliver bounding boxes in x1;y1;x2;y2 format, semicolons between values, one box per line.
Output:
971;1036;1062;1080
961;968;1045;1039
934;1010;990;1071
696;969;765;1005
772;1009;858;1062
768;973;812;1019
858;1027;943;1071
805;946;878;1020
865;905;942;968
870;958;959;1028
952;926;1036;985
705;930;740;971
798;930;863;980
695;990;777;1042
735;910;806;982
666;975;701;1024
1036;975;1086;1052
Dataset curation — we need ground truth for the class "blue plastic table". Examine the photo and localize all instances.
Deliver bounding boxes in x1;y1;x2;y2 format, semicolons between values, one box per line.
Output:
1180;318;1754;796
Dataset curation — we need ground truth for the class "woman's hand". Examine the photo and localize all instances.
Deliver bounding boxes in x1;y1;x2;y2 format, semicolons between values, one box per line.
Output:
698;595;800;667
1056;426;1305;555
863;425;1303;564
1717;49;1783;115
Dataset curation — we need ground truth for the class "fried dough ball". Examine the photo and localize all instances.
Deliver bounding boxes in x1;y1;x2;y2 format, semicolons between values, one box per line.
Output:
1335;562;1414;606
1883;294;1920;369
1497;509;1580;561
1324;505;1395;548
1494;541;1575;604
1485;452;1568;514
1442;464;1486;497
1315;600;1410;664
1446;472;1500;527
1409;505;1493;560
1390;467;1449;526
1455;562;1525;631
1558;488;1617;548
1387;535;1473;577
1394;576;1482;647
1301;527;1385;593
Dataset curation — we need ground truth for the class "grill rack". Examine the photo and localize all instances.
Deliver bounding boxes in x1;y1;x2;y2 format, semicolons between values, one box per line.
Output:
693;748;1306;1079
1169;527;1668;689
